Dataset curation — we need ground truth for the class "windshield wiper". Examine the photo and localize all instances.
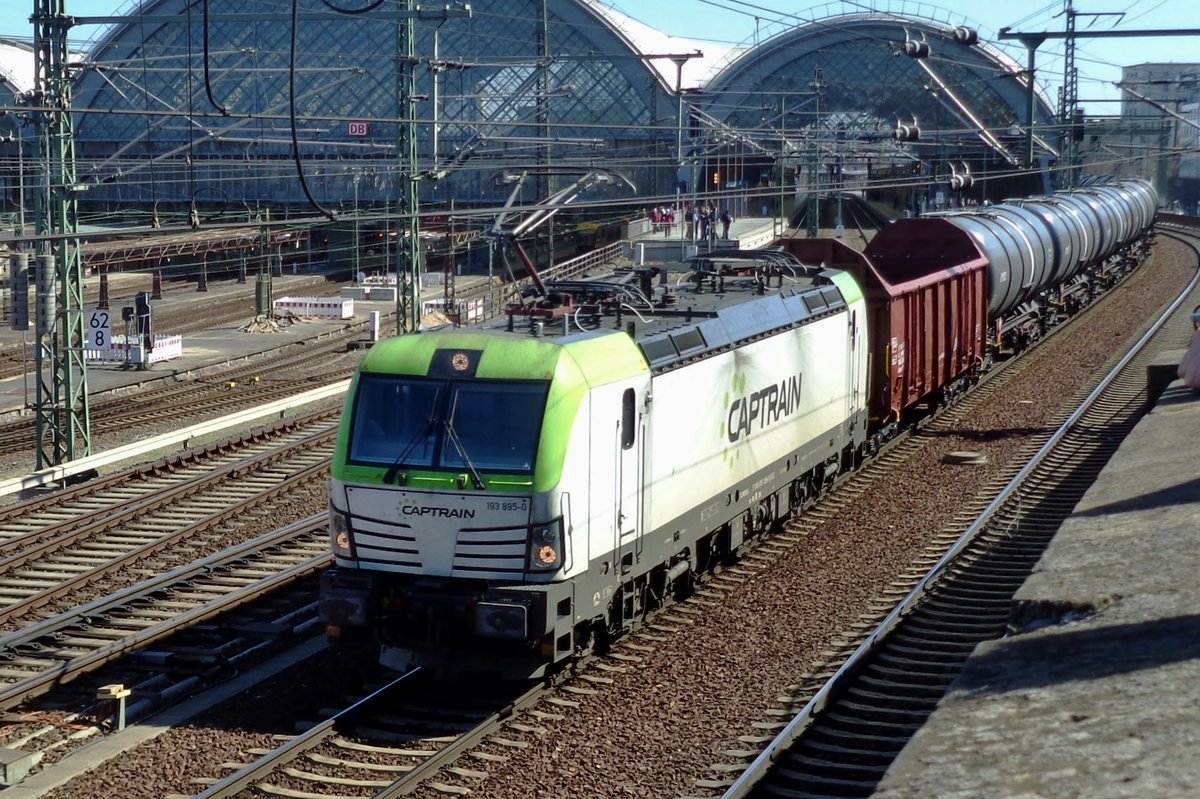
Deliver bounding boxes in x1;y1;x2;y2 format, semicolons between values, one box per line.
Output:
443;420;486;490
443;395;486;490
383;422;433;485
383;389;441;485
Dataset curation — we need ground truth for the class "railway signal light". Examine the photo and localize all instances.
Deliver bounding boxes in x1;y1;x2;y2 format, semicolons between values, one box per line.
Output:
135;291;153;352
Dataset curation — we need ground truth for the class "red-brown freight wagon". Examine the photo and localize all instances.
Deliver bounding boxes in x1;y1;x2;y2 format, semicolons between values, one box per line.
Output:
782;228;988;432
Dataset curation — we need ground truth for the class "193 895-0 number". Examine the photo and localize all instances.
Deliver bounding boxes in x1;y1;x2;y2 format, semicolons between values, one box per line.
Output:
486;499;528;512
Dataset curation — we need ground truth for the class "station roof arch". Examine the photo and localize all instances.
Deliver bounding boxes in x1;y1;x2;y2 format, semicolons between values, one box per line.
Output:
701;9;1058;168
0;37;35;99
57;1;1064;207
72;0;680;152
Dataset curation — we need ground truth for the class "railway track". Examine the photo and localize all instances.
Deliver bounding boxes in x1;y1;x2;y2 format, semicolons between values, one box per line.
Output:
0;414;337;632
0;515;328;710
189;673;544;799
0;274;340;382
7;227;1193;798
0;410;354;774
0;516;329;768
0;324;362;462
198;258;1158;799
0;410;343;719
707;227;1200;799
149;275;338;335
360;225;1197;799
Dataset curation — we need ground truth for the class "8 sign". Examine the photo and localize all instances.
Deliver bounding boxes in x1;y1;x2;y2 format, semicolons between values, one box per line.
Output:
88;309;112;350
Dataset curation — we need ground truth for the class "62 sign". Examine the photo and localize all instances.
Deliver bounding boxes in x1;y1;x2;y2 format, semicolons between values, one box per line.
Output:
88;309;112;350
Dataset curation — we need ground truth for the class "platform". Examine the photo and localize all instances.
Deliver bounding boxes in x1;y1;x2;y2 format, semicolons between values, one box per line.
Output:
874;351;1200;798
0;272;419;422
625;214;872;257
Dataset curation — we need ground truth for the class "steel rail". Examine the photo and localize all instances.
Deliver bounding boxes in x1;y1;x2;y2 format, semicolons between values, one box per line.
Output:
0;410;335;524
0;380;350;499
0;274;342;383
0;516;330;709
194;676;546;799
72;372;354;433
193;669;426;799
0;456;332;625
0;425;334;561
379;681;548;797
720;227;1200;799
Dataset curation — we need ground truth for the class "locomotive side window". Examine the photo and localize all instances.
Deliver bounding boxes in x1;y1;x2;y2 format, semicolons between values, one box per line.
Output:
621;389;636;449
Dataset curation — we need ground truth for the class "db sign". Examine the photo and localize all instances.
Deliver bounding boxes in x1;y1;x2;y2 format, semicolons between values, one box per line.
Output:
347;121;370;137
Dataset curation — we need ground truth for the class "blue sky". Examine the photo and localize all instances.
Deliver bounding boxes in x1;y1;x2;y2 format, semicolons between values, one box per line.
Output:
1;0;1196;111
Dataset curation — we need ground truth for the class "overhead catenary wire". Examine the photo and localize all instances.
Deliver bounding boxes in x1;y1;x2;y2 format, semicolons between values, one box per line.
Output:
202;0;231;116
288;0;337;221
4;1;1176;249
11;143;1185;263
320;0;387;13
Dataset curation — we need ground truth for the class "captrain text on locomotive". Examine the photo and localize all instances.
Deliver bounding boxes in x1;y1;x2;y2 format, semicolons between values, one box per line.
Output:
318;179;1157;679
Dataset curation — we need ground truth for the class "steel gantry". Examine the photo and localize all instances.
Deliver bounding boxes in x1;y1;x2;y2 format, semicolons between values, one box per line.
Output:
999;18;1200;178
32;0;91;468
66;1;467;339
396;0;420;335
394;1;469;334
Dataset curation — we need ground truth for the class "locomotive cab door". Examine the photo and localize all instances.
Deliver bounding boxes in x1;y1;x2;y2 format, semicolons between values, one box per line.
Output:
847;310;862;431
615;386;643;575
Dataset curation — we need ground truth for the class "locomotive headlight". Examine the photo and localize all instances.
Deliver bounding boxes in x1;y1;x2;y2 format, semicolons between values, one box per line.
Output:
329;503;354;557
528;522;562;571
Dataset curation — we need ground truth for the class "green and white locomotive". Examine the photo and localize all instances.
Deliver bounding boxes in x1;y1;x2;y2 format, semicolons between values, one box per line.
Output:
320;255;868;678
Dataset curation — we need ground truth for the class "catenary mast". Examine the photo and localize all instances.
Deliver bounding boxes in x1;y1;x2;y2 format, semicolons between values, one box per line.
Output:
31;0;91;468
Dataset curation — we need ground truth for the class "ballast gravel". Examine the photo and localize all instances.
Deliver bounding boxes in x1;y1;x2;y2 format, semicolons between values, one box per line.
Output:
36;238;1197;799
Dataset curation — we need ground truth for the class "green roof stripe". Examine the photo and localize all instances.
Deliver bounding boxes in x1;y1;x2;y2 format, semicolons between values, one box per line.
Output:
826;269;864;305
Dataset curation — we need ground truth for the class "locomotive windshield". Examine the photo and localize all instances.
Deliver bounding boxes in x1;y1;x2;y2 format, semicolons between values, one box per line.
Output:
347;374;549;475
